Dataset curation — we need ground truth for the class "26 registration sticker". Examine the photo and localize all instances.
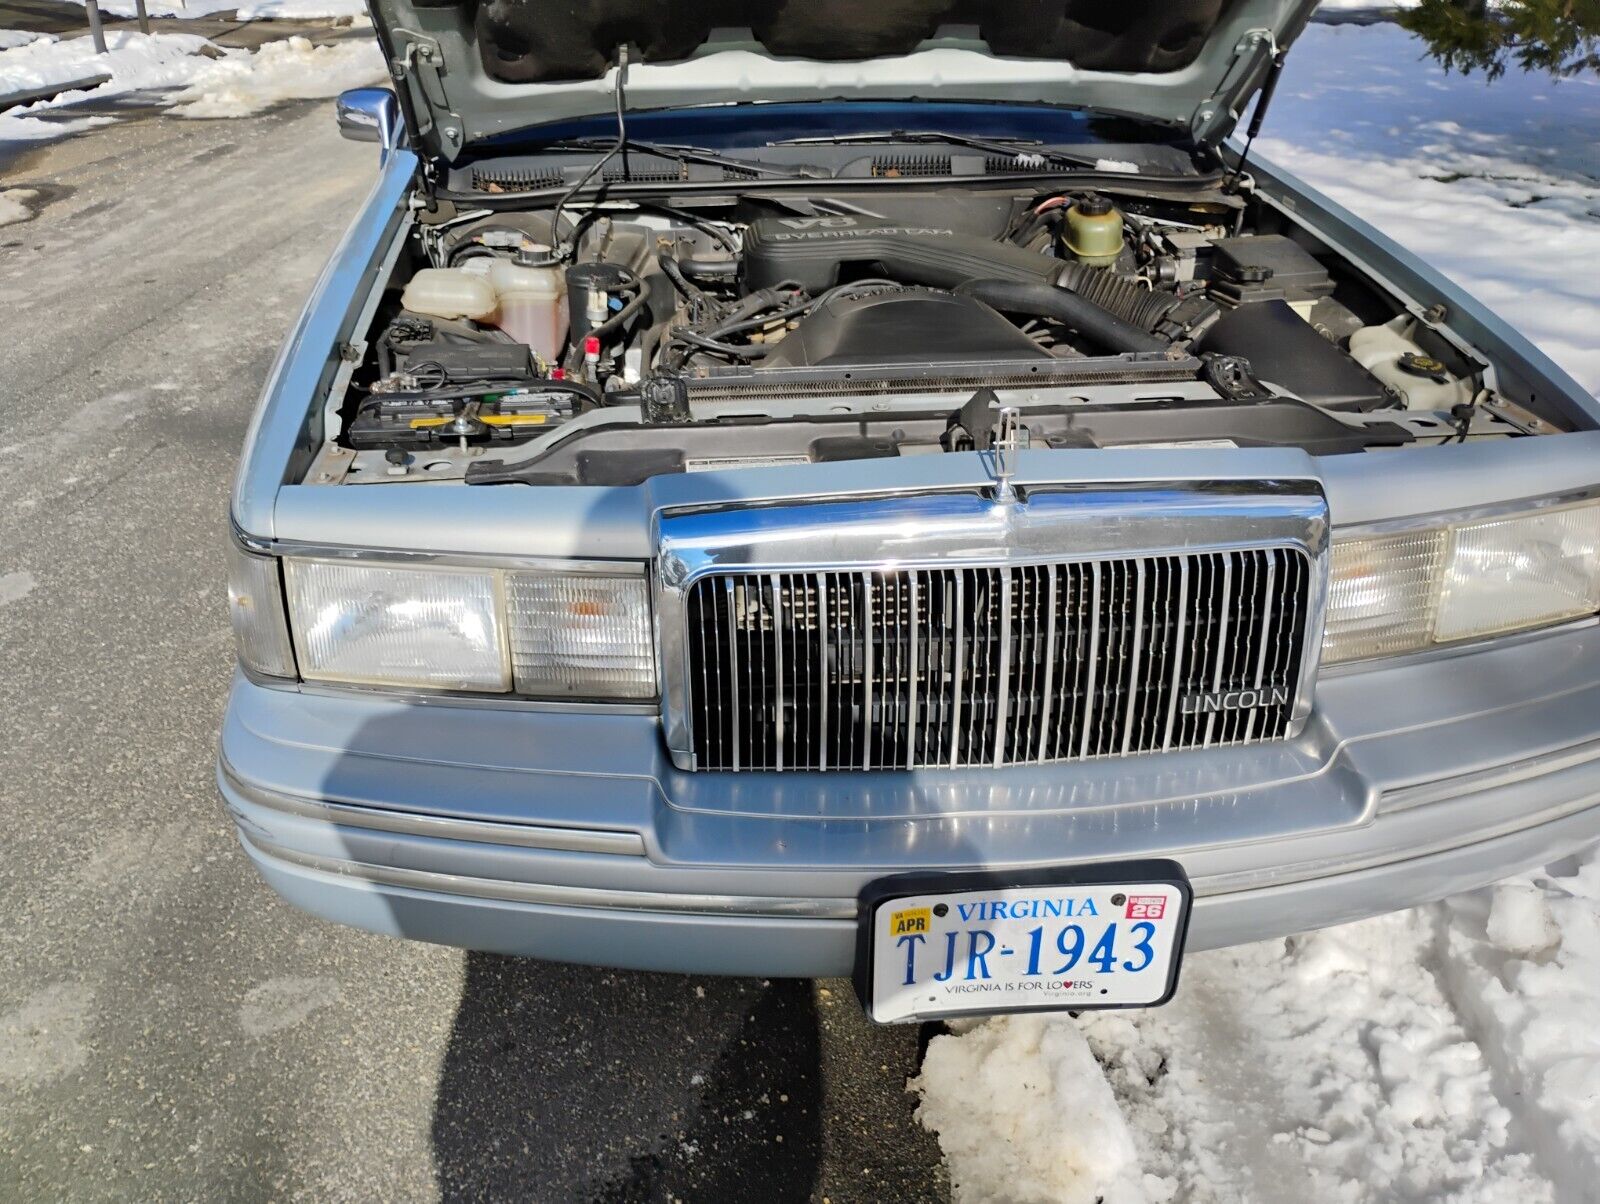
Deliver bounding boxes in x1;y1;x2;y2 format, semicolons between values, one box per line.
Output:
865;880;1188;1024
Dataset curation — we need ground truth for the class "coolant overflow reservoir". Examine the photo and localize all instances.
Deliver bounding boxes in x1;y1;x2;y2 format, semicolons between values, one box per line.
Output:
400;268;497;322
484;259;568;363
1065;194;1124;268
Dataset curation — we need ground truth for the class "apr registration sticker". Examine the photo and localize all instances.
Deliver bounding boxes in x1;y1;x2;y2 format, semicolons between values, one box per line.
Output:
854;861;1192;1024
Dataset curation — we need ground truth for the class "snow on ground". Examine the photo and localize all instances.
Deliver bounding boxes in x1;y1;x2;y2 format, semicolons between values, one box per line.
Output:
170;33;383;117
1257;22;1600;394
0;28;383;147
916;848;1600;1204
0;187;39;226
0;29;51;50
0;27;212;99
42;0;365;19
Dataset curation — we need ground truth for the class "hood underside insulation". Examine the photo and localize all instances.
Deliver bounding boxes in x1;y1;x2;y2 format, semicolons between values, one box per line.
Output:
458;0;1245;84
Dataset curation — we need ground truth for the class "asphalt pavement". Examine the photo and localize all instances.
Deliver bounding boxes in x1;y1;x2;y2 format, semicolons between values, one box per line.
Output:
0;101;949;1202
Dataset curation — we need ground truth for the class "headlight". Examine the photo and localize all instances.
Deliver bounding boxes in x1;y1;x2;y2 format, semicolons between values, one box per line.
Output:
1436;506;1600;641
227;542;296;678
280;558;655;698
286;559;510;691
1324;498;1600;664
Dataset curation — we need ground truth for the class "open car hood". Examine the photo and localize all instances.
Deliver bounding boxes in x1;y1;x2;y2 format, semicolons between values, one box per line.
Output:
368;0;1318;164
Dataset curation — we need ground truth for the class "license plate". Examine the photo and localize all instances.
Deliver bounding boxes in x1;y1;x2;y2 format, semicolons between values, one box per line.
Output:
854;861;1191;1024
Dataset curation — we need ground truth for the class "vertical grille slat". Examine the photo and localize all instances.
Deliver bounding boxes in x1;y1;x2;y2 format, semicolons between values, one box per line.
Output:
684;547;1312;771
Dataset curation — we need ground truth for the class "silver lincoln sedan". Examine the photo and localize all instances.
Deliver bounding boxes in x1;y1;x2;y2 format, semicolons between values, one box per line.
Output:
220;0;1600;1022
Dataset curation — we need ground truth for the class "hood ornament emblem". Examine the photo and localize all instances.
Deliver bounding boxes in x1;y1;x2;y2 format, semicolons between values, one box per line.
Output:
991;406;1022;503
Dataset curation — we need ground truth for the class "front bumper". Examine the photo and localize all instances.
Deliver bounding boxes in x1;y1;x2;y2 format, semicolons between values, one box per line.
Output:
219;623;1600;977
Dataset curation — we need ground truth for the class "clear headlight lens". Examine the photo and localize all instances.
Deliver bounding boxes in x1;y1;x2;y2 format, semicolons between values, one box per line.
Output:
1437;507;1600;641
279;558;655;698
507;573;655;699
227;543;296;678
1325;498;1600;664
285;559;510;691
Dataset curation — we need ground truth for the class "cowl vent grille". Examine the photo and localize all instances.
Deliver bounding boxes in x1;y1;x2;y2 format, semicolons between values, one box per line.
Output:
871;153;952;177
469;166;563;191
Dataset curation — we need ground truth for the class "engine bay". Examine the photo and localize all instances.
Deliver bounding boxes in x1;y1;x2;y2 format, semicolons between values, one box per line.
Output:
309;162;1555;488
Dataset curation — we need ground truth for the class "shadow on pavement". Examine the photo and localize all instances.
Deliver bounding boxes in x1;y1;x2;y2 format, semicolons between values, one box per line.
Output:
431;955;824;1203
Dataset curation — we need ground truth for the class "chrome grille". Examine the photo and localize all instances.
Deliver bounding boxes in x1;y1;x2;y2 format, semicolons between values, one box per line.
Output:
682;549;1310;771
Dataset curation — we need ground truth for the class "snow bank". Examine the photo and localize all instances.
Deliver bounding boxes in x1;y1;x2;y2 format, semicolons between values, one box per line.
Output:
1430;850;1600;1202
171;34;384;117
0;29;51;50
40;0;366;19
913;1016;1154;1204
914;889;1594;1203
0;28;212;98
0;28;384;147
234;0;368;20
1258;22;1600;395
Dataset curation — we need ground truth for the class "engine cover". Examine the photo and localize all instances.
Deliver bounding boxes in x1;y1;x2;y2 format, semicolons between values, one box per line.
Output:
758;288;1051;369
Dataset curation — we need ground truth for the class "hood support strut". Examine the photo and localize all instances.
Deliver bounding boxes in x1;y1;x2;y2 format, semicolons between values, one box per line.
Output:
1230;47;1287;184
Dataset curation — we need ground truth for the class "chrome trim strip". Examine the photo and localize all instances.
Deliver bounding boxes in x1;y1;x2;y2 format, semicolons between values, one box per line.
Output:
817;577;831;772
1203;554;1234;750
724;577;741;771
224;771;647;856
256;537;649;576
1197;788;1600;898
771;573;786;772
950;571;966;768
1077;561;1103;761
861;570;876;772
906;570;921;771
1244;551;1278;745
1120;559;1147;757
993;569;1015;768
293;678;661;715
1377;736;1600;814
1037;567;1060;764
1162;557;1191;751
242;832;856;919
1319;615;1599;678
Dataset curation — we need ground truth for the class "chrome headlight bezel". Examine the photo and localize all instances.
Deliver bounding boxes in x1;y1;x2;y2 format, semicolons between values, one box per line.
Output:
1323;493;1600;665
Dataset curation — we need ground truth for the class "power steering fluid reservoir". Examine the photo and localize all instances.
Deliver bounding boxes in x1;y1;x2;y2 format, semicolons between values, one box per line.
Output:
1064;194;1124;268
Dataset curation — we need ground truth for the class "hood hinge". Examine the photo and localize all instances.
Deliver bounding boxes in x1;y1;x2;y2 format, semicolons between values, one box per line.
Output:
1190;28;1277;151
391;30;464;156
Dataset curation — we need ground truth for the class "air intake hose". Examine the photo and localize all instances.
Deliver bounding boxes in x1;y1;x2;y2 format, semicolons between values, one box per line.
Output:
1053;262;1219;344
954;278;1169;355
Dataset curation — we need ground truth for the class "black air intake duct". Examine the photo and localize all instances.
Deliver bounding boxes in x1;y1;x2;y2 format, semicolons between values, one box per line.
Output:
742;218;1061;294
953;279;1168;355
